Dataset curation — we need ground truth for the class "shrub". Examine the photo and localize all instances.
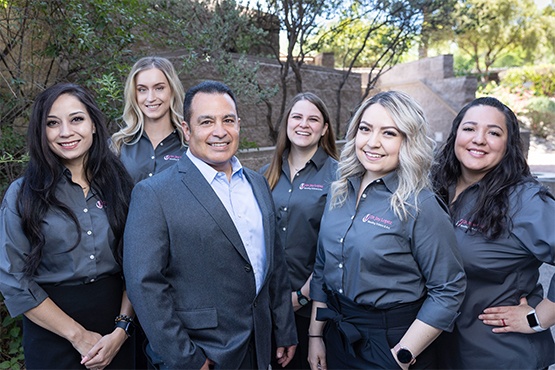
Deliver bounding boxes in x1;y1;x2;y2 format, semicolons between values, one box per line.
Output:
523;97;555;138
499;65;555;97
0;299;24;370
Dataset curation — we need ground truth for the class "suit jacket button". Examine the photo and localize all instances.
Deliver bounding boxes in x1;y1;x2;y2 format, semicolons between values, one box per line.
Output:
244;264;252;272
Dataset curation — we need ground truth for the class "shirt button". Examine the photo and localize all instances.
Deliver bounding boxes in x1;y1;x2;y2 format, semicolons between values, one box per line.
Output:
362;194;367;198
339;238;343;243
148;173;153;177
283;207;287;211
338;288;343;294
288;189;292;193
90;278;95;282
282;227;286;231
87;230;92;235
339;263;343;269
296;173;300;176
160;142;164;146
84;208;88;213
151;155;155;160
350;215;354;220
89;255;95;260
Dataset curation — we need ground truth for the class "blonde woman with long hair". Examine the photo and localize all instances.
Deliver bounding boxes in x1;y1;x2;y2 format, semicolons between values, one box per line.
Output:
308;91;466;370
112;56;185;183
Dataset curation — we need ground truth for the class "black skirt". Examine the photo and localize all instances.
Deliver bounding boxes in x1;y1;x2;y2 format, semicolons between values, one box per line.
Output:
22;275;134;369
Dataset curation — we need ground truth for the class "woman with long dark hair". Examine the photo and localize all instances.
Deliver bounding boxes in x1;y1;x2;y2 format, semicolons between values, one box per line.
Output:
0;83;135;369
432;96;555;369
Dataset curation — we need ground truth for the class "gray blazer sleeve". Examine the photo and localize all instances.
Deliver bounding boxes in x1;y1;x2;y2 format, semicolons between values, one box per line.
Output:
123;181;207;369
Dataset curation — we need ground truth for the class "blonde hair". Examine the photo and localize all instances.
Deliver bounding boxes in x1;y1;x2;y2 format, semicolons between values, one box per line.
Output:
330;91;435;221
111;56;185;154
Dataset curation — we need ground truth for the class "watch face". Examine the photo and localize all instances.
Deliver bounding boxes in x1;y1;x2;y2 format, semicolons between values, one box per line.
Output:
397;348;413;364
299;297;309;306
527;312;539;327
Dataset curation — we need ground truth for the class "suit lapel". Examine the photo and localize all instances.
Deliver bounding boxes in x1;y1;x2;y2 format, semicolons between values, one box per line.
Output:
178;157;249;262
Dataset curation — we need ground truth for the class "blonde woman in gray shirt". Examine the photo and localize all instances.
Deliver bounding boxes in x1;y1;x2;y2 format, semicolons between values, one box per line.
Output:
308;91;466;370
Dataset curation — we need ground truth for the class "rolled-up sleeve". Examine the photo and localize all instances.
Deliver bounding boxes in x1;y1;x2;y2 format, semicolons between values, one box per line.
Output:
511;185;555;303
412;195;466;332
310;234;328;303
0;181;48;317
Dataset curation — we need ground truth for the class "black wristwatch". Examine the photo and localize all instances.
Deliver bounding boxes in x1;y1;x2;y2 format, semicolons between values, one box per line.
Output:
114;320;135;337
296;290;309;306
394;344;416;366
526;309;546;332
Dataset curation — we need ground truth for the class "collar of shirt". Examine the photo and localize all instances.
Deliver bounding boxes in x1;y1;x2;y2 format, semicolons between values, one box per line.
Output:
141;129;178;141
282;146;329;172
186;149;244;184
348;171;400;194
61;167;96;200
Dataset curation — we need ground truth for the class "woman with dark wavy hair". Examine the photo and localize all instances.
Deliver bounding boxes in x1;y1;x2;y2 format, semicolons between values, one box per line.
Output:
0;83;135;369
432;96;555;369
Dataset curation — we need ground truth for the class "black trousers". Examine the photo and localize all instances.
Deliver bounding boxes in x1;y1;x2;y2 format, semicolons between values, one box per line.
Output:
319;290;436;369
23;275;134;369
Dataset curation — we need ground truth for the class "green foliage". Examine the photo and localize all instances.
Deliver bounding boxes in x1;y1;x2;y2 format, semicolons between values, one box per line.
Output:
0;300;24;370
522;97;555;138
87;71;127;133
500;65;555;97
0;126;28;199
453;0;541;81
239;137;260;150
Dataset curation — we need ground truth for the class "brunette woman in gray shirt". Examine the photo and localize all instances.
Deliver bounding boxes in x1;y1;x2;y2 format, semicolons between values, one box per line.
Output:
308;91;466;370
261;92;338;369
432;97;555;369
0;83;135;369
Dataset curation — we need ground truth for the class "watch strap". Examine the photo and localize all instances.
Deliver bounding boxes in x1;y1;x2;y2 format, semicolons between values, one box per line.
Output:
114;320;134;337
296;290;309;306
527;309;547;332
394;343;416;365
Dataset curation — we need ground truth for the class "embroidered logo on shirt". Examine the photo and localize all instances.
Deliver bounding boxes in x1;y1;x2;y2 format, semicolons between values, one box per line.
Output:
299;183;324;191
163;155;181;161
362;213;392;229
96;200;107;209
455;218;482;232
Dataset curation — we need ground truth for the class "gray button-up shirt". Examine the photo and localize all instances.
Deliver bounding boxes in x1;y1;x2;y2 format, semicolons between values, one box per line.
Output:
0;171;121;317
119;130;184;184
439;180;555;369
261;147;337;294
311;171;466;332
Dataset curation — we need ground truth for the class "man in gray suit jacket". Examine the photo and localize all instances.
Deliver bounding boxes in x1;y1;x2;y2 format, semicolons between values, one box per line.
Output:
123;81;297;369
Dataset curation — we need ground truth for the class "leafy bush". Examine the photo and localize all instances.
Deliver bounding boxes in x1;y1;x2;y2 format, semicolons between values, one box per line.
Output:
0;126;28;199
523;97;555;138
0;299;24;370
500;65;555;97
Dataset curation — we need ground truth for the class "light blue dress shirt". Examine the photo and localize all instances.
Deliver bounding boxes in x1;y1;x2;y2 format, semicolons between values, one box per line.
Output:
186;150;267;293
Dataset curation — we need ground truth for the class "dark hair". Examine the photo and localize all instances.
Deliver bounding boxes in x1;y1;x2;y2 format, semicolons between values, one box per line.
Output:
183;80;237;123
18;83;134;274
264;92;338;189
432;96;533;239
